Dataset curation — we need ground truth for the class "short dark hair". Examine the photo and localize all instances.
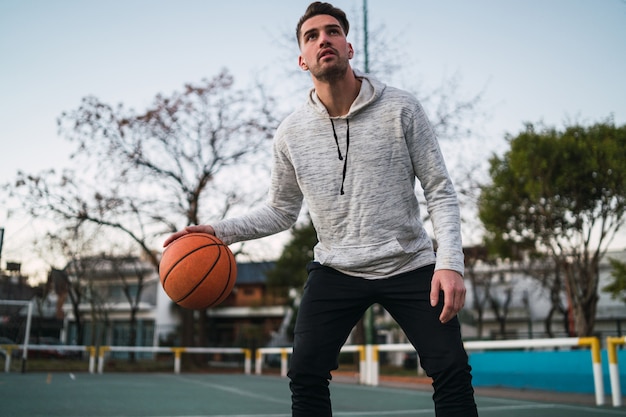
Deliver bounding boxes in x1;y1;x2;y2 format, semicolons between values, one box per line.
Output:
296;2;350;46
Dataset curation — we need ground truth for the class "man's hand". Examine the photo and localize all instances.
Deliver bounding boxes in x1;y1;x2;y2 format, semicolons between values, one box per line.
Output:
430;269;466;323
163;225;216;247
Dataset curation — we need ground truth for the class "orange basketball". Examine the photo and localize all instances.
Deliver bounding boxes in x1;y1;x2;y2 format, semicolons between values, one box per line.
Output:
159;233;237;309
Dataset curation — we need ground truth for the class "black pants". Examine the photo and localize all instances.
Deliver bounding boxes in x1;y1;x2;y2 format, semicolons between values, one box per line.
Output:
288;262;478;417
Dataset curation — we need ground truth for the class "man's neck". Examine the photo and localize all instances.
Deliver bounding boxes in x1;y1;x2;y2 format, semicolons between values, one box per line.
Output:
313;69;361;117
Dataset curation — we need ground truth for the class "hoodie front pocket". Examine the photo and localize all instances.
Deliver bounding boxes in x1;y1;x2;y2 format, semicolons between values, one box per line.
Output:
317;237;415;276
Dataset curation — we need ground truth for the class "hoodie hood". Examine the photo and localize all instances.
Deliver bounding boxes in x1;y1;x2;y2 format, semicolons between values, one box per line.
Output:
305;70;387;194
306;69;386;119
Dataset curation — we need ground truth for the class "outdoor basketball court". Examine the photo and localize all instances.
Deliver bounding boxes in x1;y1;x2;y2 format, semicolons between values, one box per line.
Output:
1;372;623;417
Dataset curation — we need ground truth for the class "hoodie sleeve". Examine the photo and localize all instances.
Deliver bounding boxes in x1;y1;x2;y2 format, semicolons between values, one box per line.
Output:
405;101;465;276
212;133;304;245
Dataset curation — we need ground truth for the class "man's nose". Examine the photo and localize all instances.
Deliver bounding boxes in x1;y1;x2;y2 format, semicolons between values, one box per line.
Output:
318;32;331;46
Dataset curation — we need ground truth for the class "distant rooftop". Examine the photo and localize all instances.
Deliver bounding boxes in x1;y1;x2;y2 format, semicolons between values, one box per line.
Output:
235;261;275;285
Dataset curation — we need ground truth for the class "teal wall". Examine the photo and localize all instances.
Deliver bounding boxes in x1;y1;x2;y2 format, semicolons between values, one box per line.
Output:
469;349;626;394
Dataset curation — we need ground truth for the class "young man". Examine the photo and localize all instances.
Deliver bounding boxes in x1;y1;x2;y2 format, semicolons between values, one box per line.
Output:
164;2;478;416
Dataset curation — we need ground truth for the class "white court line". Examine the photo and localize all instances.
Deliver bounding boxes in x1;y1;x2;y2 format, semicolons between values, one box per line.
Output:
155;375;626;417
133;413;426;417
540;404;626;415
135;403;626;417
171;375;291;406
474;403;626;416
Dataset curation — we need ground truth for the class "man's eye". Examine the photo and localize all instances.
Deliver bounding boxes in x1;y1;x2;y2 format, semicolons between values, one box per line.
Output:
306;33;317;41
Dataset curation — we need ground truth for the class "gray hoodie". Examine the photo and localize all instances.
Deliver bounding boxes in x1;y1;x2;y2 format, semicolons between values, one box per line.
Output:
212;71;464;279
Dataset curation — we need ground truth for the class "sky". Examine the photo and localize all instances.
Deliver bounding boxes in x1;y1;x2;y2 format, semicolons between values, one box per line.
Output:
1;0;625;281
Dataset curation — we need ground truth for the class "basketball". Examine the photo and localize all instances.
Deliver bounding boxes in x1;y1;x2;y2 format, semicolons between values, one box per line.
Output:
159;233;237;309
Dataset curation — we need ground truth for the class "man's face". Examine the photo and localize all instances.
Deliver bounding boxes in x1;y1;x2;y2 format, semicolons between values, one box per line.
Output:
298;14;353;82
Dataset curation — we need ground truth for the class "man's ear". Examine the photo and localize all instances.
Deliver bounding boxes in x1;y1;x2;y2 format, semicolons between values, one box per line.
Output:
298;55;309;71
348;43;354;59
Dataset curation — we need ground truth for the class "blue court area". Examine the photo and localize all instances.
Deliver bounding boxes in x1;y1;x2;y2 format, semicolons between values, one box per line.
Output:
1;372;624;417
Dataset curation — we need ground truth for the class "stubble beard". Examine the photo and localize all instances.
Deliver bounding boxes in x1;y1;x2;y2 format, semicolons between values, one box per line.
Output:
311;58;350;83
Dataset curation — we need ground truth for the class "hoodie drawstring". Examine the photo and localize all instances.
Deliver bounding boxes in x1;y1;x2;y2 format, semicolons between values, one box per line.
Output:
330;119;350;195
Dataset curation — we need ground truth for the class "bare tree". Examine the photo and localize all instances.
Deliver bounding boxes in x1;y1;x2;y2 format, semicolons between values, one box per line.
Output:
487;276;513;339
105;255;153;362
6;69;278;347
42;225;106;346
535;261;571;337
463;246;492;338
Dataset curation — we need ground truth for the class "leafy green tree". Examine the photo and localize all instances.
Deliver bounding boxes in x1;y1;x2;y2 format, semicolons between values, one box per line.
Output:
479;120;626;336
264;217;317;341
265;217;317;298
603;258;626;304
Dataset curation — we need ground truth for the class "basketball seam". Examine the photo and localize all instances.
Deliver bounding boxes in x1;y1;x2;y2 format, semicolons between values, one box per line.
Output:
205;250;236;308
161;242;221;287
160;233;222;285
174;244;223;304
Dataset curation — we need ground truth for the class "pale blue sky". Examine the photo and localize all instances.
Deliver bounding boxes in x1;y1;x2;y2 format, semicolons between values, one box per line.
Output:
1;0;625;278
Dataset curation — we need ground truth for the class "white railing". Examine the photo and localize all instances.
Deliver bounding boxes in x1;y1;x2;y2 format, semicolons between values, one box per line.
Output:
97;346;252;375
255;344;366;382
3;337;612;407
607;336;626;407
256;337;606;407
1;344;94;373
2;344;252;376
